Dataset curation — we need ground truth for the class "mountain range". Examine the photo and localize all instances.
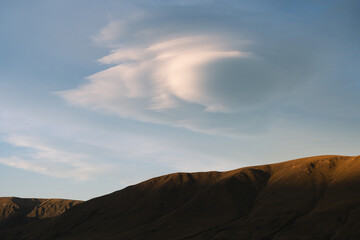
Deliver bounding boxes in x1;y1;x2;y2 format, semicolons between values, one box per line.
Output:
1;155;360;239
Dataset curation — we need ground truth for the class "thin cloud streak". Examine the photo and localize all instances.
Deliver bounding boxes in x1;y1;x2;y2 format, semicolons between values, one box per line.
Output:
0;135;113;181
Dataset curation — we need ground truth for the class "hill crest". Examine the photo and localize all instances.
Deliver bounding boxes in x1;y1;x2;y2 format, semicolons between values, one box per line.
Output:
1;155;360;240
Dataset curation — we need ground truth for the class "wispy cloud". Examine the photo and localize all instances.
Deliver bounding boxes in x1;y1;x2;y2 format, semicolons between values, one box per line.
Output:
0;135;112;181
92;20;126;46
0;109;40;133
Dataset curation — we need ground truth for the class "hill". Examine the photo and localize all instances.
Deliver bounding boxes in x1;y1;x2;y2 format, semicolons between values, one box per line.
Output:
0;197;82;231
1;155;360;239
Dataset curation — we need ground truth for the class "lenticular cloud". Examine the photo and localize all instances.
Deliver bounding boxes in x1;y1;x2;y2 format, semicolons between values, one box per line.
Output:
58;35;251;127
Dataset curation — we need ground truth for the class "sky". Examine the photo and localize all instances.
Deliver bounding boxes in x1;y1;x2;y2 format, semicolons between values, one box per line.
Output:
0;0;359;200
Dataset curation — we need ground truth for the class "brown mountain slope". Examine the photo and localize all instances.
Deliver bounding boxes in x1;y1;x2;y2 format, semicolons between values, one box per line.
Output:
1;155;360;239
0;197;82;231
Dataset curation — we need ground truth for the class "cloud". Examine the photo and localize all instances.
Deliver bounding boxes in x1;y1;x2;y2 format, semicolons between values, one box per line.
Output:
0;112;32;134
0;135;112;181
61;35;249;111
58;2;331;136
92;20;126;46
59;30;292;136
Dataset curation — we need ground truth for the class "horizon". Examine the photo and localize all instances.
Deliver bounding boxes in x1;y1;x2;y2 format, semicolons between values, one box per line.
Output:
0;0;359;200
1;154;358;201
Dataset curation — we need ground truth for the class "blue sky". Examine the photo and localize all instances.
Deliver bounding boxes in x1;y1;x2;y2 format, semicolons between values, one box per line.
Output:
0;0;359;200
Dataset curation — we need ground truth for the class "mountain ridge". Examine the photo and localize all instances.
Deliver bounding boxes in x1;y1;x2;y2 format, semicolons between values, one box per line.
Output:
1;155;360;239
0;197;82;232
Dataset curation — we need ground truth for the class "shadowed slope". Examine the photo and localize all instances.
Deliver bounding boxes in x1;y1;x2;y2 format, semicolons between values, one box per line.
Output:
0;197;82;231
1;155;360;240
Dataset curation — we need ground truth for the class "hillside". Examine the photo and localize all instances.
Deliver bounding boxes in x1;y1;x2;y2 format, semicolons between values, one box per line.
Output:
0;197;82;231
1;155;360;239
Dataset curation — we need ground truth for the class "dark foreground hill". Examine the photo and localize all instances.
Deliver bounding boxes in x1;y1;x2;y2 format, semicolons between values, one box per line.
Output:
1;155;360;239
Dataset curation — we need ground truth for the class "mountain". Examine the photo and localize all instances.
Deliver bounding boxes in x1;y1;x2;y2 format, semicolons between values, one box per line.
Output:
0;197;82;231
1;155;360;239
